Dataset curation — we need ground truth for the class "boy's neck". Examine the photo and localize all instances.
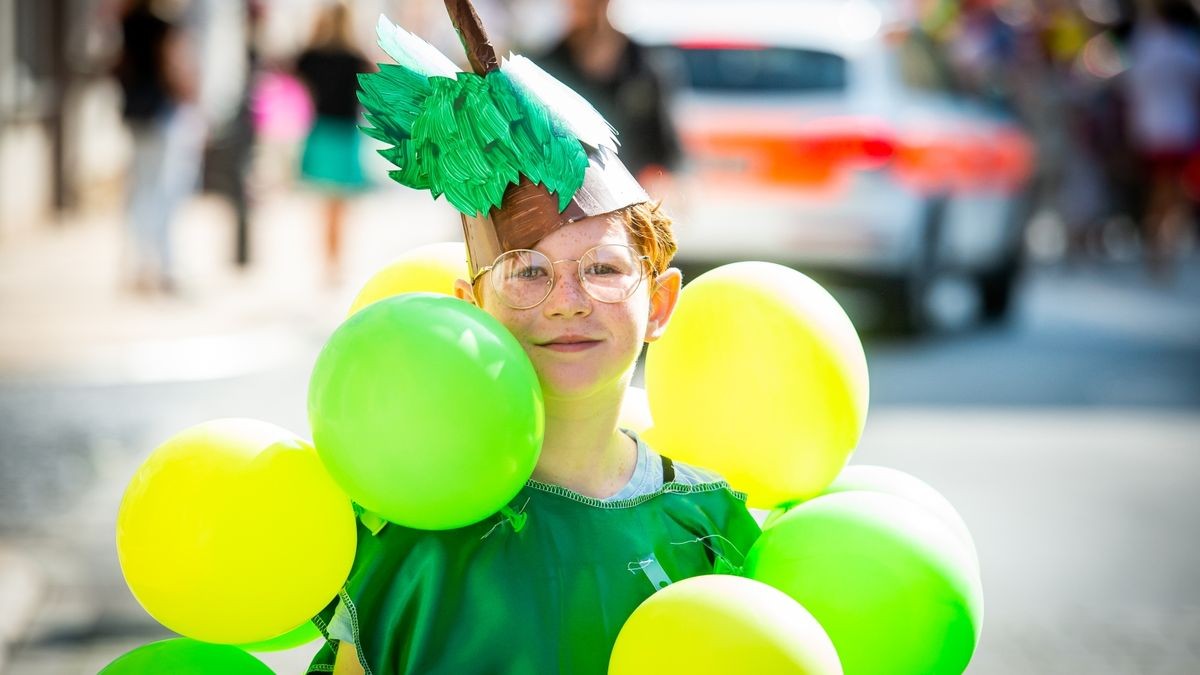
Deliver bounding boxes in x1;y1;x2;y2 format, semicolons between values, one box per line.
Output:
531;383;637;500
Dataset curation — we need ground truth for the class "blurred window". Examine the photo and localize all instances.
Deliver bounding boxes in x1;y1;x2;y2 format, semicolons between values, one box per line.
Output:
653;46;847;93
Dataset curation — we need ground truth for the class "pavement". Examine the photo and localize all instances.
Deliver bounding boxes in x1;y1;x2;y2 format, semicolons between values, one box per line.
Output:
0;185;464;383
0;185;461;672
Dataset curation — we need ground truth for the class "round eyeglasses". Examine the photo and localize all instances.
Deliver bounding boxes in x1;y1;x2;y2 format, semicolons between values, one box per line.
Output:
473;244;653;310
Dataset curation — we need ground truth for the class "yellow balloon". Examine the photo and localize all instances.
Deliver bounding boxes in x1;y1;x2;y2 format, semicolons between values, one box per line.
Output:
609;574;842;674
347;241;468;316
644;262;868;508
116;419;357;644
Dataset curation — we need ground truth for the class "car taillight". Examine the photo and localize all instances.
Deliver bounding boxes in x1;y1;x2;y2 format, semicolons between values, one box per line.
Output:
991;128;1036;189
679;116;900;190
891;126;1035;194
860;135;897;163
795;117;897;171
680;111;1034;195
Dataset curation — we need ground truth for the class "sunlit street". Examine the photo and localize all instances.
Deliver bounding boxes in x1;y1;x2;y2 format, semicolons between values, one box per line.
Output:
3;0;1199;672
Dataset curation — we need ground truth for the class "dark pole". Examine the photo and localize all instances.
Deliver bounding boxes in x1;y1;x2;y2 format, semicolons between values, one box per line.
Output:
234;180;250;266
442;0;499;75
46;0;73;214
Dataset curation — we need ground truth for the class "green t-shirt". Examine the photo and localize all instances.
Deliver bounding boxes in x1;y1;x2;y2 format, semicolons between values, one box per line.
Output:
307;461;760;675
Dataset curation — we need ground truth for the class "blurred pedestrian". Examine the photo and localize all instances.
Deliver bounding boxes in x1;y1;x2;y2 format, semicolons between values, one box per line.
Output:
295;3;372;284
1083;7;1148;255
114;0;204;294
535;0;680;195
200;0;262;268
1057;24;1122;262
945;0;1020;108
1122;0;1200;280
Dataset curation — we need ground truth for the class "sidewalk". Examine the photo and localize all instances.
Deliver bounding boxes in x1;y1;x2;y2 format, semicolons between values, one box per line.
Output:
0;187;462;383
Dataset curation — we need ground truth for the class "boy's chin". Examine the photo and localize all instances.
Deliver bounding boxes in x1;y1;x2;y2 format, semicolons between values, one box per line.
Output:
540;380;605;402
538;370;630;404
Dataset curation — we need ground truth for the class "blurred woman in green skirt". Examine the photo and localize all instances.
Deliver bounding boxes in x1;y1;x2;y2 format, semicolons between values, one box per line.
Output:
297;4;371;282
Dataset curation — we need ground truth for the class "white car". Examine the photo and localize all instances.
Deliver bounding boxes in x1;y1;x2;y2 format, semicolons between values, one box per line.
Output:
613;0;1035;331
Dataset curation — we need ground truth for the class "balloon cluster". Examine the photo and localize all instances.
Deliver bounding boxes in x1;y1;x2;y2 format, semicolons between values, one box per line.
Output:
107;243;543;668
107;247;983;674
612;262;984;674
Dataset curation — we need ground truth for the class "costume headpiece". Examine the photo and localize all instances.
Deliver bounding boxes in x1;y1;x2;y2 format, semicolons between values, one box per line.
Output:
358;0;649;275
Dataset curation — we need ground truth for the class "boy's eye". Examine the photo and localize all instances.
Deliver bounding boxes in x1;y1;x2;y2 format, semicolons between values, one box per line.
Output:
513;265;548;280
584;263;621;276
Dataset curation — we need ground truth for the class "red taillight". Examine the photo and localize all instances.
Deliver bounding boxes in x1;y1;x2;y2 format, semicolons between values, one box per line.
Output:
680;111;1034;195
796;117;897;170
892;126;1036;194
679;116;900;190
859;136;896;163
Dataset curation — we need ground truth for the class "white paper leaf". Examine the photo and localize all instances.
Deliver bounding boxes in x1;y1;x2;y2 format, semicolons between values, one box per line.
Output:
500;54;618;151
375;15;460;79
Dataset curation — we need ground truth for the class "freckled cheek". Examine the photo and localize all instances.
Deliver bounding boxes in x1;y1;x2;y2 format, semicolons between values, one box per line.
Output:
608;309;647;352
511;324;538;350
488;308;533;345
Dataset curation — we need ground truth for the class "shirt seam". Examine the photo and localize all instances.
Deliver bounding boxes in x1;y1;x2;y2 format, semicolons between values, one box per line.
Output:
524;478;747;508
341;588;373;675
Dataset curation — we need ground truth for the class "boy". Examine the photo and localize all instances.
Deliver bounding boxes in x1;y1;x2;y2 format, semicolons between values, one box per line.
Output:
309;4;759;673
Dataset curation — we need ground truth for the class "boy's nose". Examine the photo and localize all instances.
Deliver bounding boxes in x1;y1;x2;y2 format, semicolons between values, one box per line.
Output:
543;265;592;318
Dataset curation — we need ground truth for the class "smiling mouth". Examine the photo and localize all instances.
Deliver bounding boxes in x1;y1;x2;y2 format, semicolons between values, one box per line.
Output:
537;337;602;352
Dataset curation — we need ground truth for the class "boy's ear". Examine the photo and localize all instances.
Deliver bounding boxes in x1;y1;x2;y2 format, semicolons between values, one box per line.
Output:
644;267;682;342
454;278;480;307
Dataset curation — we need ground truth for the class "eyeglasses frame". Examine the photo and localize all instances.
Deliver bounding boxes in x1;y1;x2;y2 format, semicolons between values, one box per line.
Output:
470;244;655;310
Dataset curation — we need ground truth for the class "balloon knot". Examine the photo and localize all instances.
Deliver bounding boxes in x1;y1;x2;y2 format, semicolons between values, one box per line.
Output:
499;504;528;533
483;498;531;539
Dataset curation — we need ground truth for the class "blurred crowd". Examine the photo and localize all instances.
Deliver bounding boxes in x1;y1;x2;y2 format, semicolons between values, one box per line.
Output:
2;0;1198;291
895;0;1200;279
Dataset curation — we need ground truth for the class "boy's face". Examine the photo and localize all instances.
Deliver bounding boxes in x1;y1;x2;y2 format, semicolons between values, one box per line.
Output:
456;213;680;400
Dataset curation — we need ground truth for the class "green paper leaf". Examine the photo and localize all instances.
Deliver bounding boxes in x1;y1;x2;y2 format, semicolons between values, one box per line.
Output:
358;49;593;216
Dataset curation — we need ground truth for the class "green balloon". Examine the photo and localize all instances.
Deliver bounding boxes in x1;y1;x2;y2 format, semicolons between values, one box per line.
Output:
823;465;980;571
308;294;544;530
99;638;273;674
745;492;983;675
763;465;980;573
238;619;321;652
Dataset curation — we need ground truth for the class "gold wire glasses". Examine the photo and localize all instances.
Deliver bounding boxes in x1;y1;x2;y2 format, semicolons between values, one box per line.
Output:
473;244;652;309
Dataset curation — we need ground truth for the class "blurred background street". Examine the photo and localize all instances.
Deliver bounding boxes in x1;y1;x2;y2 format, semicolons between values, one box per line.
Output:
2;0;1199;673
